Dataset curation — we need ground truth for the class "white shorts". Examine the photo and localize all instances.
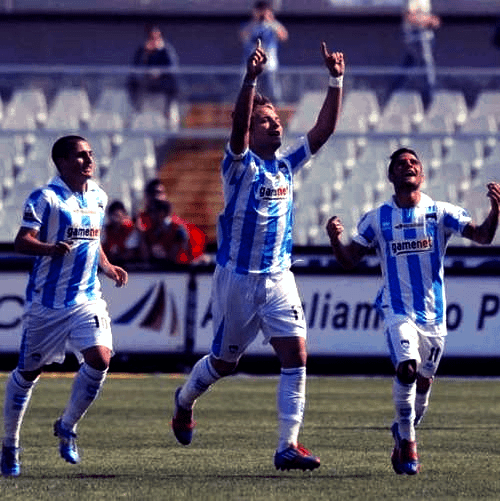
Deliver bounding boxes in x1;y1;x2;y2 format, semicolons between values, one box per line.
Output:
385;320;445;378
18;299;113;371
210;266;306;362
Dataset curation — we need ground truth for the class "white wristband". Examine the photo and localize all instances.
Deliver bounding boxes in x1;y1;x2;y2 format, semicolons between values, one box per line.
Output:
329;75;344;88
243;78;257;88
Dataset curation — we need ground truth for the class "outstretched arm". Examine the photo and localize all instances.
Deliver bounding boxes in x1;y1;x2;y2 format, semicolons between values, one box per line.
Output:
462;182;500;245
230;39;266;155
326;216;368;270
307;43;345;155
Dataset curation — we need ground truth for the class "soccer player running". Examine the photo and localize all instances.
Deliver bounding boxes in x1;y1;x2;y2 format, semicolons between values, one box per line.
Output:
326;148;500;475
1;136;128;477
171;40;345;471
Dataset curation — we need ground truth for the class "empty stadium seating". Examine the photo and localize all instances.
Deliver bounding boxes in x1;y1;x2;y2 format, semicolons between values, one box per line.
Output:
1;82;500;250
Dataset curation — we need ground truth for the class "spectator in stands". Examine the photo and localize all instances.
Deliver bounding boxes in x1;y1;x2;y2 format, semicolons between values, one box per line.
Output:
240;1;288;104
326;148;500;476
390;0;441;107
171;39;345;471
129;24;180;128
101;200;137;265
0;135;128;478
136;179;207;264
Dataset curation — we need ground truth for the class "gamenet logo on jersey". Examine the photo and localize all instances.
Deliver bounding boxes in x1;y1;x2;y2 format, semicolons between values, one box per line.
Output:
258;184;288;200
66;226;100;240
391;237;433;256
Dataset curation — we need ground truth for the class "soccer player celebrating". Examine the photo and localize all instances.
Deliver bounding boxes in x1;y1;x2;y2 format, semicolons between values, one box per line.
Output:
326;148;500;475
171;40;345;471
1;136;128;477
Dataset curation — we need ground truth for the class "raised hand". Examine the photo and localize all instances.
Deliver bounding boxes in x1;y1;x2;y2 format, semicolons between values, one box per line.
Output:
321;42;345;77
247;38;267;79
326;216;344;243
487;182;500;213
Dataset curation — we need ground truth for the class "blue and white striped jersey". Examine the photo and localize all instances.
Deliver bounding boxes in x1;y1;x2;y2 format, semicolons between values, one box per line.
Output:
216;137;311;274
353;193;471;334
20;176;107;309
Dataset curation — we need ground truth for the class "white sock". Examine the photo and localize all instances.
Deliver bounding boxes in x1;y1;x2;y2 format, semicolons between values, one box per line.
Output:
415;384;432;425
277;366;306;452
393;378;416;441
177;355;221;410
3;369;38;448
61;363;107;432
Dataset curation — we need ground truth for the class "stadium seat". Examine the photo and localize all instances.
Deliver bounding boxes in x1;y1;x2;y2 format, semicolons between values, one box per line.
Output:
4;88;48;128
442;137;484;174
357;137;399;166
428;160;471;204
426;90;468;131
342;89;381;129
130;111;168;131
88;111;124;132
460;115;497;156
0;157;15;199
469;90;500;121
382;90;425;131
94;87;135;118
375;112;412;137
46;88;91;130
288;91;324;134
113;136;157;179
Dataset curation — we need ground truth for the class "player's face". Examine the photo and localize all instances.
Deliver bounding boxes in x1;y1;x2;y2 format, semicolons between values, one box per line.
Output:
250;104;283;155
389;152;424;190
58;140;95;190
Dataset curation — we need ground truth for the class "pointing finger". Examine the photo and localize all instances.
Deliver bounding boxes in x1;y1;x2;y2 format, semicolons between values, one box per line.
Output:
321;41;328;60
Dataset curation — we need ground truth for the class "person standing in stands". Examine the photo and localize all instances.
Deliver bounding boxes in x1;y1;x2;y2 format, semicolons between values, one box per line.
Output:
390;0;441;106
1;136;128;477
326;148;500;475
171;39;345;471
129;24;180;128
240;1;288;104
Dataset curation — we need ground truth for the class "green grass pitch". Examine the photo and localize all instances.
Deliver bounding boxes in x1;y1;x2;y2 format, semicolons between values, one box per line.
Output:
1;373;500;500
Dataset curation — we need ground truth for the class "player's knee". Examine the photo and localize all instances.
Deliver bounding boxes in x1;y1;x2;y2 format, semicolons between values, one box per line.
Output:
416;374;433;393
396;360;417;385
209;355;237;377
18;368;42;382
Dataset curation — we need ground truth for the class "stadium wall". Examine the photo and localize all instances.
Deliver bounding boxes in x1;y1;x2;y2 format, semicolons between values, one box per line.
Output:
0;14;497;70
1;265;500;375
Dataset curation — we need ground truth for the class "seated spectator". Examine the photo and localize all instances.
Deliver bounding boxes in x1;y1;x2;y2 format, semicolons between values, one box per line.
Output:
137;179;207;264
101;200;137;264
139;198;189;265
128;24;180;128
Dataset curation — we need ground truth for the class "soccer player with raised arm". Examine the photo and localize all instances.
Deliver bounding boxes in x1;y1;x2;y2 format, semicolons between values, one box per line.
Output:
326;148;500;475
171;40;345;471
1;136;128;477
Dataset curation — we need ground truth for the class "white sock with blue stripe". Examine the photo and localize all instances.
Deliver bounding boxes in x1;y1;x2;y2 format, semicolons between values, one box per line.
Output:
177;355;221;410
61;363;107;432
277;366;306;453
393;378;416;441
3;369;38;448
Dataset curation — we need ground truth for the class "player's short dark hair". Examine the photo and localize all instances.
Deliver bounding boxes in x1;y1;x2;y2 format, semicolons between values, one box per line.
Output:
51;135;87;171
388;148;420;177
